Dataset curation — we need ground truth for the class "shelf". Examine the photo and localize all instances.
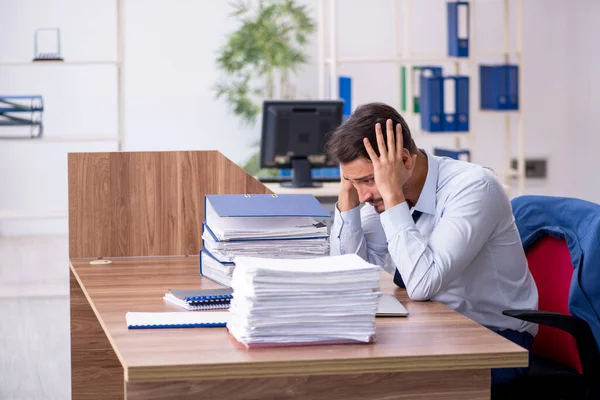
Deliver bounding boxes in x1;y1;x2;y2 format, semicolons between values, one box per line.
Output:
499;168;521;179
325;51;522;65
415;130;472;137
0;135;118;142
0;61;119;67
0;209;67;220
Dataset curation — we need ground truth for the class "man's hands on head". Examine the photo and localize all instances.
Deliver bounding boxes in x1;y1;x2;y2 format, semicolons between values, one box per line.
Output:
363;119;417;211
338;167;360;212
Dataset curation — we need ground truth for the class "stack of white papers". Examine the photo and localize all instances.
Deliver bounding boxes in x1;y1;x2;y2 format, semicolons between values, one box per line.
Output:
226;254;382;347
202;231;330;262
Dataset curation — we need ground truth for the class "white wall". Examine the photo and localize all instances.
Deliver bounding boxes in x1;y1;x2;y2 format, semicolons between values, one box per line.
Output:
566;0;600;202
0;0;598;235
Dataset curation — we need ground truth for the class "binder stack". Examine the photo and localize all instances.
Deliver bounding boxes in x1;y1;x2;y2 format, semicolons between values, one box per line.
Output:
226;254;381;348
200;194;331;287
420;74;469;132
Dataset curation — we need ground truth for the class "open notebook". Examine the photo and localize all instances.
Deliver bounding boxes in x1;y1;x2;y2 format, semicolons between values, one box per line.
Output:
126;312;230;329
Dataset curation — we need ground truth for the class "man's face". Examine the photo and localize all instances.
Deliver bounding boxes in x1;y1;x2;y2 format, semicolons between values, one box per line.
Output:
341;158;386;213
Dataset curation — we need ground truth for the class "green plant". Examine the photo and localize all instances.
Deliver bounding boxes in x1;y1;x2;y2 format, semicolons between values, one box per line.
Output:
214;0;316;127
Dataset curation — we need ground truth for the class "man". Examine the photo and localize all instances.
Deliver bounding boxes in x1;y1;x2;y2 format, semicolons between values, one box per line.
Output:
325;102;538;388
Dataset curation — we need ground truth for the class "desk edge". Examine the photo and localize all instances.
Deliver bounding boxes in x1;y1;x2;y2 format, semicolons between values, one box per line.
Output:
126;350;528;382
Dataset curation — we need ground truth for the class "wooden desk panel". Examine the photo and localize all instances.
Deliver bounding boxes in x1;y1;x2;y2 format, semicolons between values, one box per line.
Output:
70;256;527;389
125;369;490;400
68;151;272;259
70;269;123;400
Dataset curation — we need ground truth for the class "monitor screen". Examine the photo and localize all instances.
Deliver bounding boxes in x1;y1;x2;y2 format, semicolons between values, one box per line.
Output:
260;100;343;167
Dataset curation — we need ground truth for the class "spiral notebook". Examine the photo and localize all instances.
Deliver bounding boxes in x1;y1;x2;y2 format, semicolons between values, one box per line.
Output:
126;311;230;329
163;288;233;310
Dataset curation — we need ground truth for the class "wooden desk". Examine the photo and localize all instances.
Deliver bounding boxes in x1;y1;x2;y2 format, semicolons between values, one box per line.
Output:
264;182;510;203
263;182;340;204
70;256;528;400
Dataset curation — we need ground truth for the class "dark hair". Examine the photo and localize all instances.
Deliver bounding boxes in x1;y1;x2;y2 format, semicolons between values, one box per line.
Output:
325;102;418;163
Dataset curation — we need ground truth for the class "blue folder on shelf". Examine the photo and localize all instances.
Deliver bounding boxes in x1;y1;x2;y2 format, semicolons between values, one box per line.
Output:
480;64;519;110
454;76;469;131
448;2;470;57
420;75;443;132
422;75;469;133
339;75;352;118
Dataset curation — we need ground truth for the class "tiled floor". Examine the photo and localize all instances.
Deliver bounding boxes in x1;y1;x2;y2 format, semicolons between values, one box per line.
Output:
0;235;70;400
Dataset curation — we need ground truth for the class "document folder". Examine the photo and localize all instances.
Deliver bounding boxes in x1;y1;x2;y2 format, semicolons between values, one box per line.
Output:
420;75;443;132
455;76;469;131
480;64;519;110
205;194;330;219
401;65;442;114
339;75;352;120
448;2;470;57
422;75;468;132
204;194;330;241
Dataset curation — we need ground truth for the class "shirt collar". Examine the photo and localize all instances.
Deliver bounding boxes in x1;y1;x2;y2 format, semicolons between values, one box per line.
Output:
412;149;438;215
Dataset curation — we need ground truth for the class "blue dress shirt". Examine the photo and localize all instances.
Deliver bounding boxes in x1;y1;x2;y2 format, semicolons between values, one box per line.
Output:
330;151;538;335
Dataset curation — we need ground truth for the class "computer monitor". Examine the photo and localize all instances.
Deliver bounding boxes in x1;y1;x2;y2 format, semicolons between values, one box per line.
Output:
259;100;344;188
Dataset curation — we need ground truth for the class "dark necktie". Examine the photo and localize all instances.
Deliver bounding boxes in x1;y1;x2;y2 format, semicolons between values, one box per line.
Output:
393;210;423;288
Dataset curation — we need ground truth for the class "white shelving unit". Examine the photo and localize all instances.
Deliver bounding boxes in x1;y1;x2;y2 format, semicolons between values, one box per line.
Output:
0;0;125;221
317;0;525;196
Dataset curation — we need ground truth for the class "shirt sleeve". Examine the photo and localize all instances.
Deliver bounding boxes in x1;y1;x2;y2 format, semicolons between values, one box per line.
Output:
329;202;388;266
380;179;504;301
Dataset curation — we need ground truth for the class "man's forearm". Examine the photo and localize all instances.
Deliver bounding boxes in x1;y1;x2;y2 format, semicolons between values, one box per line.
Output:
337;190;360;212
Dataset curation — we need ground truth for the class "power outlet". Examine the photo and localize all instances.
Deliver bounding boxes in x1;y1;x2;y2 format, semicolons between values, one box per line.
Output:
510;158;547;178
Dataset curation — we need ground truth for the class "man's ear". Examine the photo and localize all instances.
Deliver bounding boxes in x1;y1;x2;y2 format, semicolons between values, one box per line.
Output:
402;148;412;164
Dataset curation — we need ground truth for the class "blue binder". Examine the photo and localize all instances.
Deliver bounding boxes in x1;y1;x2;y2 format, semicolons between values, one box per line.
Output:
205;194;330;219
199;248;234;274
434;148;471;161
480;65;519;110
442;77;457;132
420;75;443;132
339;75;352;118
414;66;443;114
507;65;519;109
455;76;469;131
423;75;468;132
448;2;469;57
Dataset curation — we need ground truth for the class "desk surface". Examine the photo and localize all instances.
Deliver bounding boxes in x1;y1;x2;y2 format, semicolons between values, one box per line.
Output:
70;256;527;384
263;182;340;199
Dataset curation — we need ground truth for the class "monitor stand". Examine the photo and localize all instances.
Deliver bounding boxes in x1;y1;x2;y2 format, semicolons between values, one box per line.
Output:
280;158;323;188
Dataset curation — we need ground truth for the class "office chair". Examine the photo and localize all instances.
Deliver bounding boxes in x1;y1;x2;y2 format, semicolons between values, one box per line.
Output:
499;235;600;399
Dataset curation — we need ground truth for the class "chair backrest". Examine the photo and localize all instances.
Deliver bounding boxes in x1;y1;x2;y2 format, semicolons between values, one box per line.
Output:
526;235;583;373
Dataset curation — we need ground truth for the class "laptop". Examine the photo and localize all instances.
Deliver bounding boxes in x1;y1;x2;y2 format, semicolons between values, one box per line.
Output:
376;294;409;317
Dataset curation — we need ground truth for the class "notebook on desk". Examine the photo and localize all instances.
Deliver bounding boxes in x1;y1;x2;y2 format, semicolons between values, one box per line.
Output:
163;288;233;310
126;311;230;329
